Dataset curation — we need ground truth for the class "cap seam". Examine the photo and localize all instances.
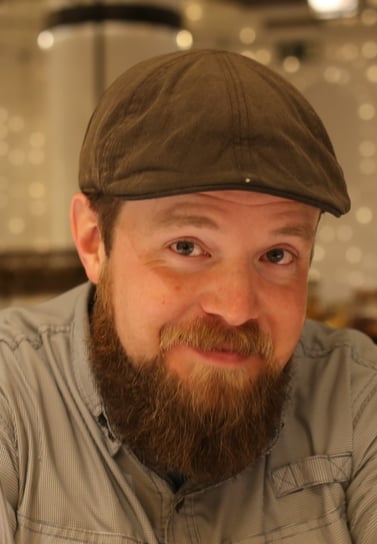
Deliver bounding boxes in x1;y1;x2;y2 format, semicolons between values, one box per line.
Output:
222;53;254;173
217;53;242;172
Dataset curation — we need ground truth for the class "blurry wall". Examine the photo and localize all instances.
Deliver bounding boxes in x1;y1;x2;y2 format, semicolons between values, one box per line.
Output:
0;0;184;305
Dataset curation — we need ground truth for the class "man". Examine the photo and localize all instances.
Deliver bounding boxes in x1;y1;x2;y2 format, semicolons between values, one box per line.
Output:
0;49;375;543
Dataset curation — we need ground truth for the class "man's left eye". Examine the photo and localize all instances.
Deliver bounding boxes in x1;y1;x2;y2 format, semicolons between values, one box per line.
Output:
264;248;294;265
170;240;205;257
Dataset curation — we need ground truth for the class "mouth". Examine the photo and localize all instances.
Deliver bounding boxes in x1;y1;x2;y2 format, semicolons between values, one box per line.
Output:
162;343;266;381
189;346;261;368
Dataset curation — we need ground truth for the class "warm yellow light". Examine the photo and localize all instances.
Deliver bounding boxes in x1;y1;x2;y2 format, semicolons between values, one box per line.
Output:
308;0;358;17
176;30;193;50
37;31;55;50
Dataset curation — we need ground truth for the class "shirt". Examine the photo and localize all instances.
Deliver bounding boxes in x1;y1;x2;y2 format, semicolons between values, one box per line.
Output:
1;282;377;543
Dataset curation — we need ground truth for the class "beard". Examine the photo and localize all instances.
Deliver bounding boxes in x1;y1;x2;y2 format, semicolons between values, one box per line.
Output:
89;265;292;487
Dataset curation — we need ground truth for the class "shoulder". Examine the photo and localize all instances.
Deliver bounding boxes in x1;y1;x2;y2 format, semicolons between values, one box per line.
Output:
297;319;377;371
271;320;377;471
0;282;93;396
294;319;377;409
0;283;95;437
290;320;377;452
0;282;92;353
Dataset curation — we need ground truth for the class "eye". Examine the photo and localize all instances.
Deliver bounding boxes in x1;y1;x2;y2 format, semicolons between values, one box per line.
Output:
263;248;294;265
170;239;208;257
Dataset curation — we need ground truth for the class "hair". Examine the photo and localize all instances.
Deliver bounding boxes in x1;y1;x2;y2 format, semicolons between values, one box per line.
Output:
85;193;124;256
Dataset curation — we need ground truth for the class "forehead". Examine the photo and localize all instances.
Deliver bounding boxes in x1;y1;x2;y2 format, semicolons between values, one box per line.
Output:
116;190;320;239
130;190;320;217
195;190;316;208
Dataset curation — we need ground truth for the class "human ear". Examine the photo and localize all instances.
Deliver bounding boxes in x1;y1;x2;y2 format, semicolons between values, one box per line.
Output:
70;192;105;284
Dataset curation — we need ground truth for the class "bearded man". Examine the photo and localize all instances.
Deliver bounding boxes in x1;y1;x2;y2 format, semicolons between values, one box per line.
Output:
1;49;376;544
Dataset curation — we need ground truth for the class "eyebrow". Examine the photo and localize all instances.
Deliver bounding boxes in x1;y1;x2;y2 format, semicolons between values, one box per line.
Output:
154;212;219;230
153;208;317;240
272;224;317;241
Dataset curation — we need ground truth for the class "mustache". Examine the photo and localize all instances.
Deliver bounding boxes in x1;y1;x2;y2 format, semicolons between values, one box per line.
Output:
160;317;274;361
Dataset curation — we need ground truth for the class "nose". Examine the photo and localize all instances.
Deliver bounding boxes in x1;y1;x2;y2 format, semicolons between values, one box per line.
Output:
198;261;260;327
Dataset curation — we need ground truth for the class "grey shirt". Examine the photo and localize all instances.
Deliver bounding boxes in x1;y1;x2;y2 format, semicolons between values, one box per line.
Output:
1;283;377;543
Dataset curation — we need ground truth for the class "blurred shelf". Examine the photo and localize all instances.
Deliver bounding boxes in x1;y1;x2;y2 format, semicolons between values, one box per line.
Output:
0;249;87;299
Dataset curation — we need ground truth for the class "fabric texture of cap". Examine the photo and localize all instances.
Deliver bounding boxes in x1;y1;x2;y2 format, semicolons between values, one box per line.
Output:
79;48;350;216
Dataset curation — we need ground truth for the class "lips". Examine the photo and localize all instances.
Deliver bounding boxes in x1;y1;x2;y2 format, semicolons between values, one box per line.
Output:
163;343;265;381
190;346;257;367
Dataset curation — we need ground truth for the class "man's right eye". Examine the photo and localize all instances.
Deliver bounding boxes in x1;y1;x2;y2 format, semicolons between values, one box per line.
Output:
170;240;207;257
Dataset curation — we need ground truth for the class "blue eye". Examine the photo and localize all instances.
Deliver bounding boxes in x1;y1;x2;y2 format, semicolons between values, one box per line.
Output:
170;240;207;257
174;240;196;255
265;248;294;265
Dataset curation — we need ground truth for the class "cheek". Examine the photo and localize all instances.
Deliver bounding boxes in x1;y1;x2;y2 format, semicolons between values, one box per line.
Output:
113;280;160;343
263;283;308;365
110;266;192;359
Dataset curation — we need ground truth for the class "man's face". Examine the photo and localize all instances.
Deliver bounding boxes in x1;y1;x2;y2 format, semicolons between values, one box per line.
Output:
88;190;319;484
101;190;318;374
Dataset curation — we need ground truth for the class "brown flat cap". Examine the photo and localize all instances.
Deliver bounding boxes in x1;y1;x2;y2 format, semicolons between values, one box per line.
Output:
79;48;350;216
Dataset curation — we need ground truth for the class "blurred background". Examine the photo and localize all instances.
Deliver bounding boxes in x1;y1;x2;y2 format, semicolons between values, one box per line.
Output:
1;0;377;337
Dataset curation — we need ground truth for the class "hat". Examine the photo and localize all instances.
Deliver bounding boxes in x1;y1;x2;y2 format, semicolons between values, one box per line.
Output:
79;48;350;216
